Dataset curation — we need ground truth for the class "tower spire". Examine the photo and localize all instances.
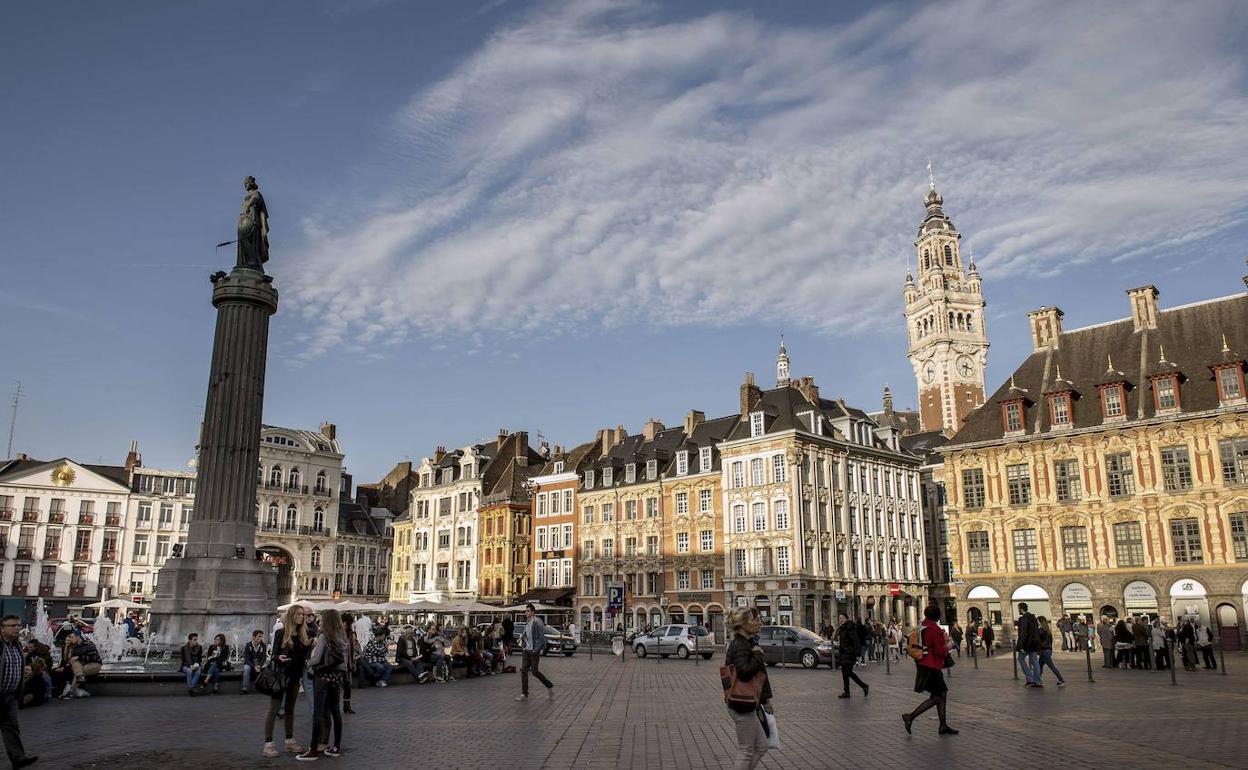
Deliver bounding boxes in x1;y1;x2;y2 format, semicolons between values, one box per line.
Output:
776;335;791;388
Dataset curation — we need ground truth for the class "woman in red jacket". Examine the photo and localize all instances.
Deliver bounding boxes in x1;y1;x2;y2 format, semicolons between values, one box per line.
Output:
902;605;958;736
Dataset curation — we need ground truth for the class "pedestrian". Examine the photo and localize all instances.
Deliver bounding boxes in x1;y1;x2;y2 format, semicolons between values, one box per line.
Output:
981;622;994;657
263;604;311;758
902;605;957;736
57;630;102;699
835;613;869;698
1;614;38;768
395;626;427;683
1015;603;1041;688
948;622;963;659
1097;616;1115;668
1177;619;1198;671
1057;614;1073;652
1131;616;1151;670
500;615;515;659
1195;622;1217;669
179;633;204;696
1035;617;1066;686
341;613;358;712
241;630;268;694
724;606;771;770
297;609;347;761
358;627;392;688
1072;618;1088;653
1151;620;1169;671
204;633;231;694
19;659;52;709
1113;619;1133;668
514;603;554;701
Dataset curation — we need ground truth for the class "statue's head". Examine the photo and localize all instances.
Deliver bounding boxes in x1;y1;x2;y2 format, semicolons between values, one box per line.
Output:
244;175;258;191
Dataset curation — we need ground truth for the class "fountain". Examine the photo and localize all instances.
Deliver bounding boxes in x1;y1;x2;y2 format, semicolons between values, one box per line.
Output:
88;612;130;663
29;598;55;649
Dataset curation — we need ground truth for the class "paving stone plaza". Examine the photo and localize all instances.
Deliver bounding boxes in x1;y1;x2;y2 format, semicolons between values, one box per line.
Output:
17;649;1246;769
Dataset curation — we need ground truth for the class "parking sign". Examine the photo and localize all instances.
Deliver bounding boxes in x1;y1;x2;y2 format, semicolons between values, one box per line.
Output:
608;584;625;610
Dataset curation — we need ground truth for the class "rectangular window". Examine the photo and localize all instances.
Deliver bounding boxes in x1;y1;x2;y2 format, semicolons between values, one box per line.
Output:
625;537;637;556
536;561;547;588
699;488;712;513
752;502;767;531
1219;438;1248;485
162;477;178;495
536;527;547;551
583;504;594;524
734;549;747;577
1102;385;1124;417
582;539;594;560
602;503;614;522
585;470;595;489
1003;401;1023;432
962;468;986;509
1170;517;1203;564
1229;512;1248;561
537;495;547;517
646;460;657;480
1054;459;1081;502
676;451;688;476
137;502;152;524
625;464;636;483
583;575;596;596
602;468;613;486
700;529;713;552
1160;446;1193;492
602;538;614;558
750;412;764;437
698;446;713;473
733;506;746;533
1006;464;1032;506
1155;377;1178;410
967;531;990;573
676;532;690;553
750;458;764;486
1113;521;1144;567
1050;394;1071;427
646;535;659;556
159;503;173;526
773;499;789;530
133;534;149;558
777;546;790;575
156;535;171;562
676;570;690;590
701;569;714;589
731;462;744;489
1218;367;1244;400
550;491;562;515
625;500;637;520
645;497;657;518
437;530;450;549
1060;526;1089;569
1106;452;1136;498
1012;528;1038;571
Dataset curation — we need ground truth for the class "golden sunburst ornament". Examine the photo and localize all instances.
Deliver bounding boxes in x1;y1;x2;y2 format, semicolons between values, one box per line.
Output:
51;463;76;487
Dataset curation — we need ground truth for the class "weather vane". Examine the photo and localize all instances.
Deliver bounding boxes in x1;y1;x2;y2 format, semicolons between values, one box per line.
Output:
927;159;935;191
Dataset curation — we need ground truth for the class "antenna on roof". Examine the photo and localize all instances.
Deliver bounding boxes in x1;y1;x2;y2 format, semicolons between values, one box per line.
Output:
5;381;21;460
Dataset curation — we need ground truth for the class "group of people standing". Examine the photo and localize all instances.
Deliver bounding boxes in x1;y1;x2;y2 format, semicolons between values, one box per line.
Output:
1094;615;1218;672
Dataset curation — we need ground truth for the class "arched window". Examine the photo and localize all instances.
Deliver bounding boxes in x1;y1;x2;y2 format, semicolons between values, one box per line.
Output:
288;467;300;489
269;465;282;487
922;250;930;269
315;471;327;493
311;547;322;571
966;312;974;330
266;503;278;528
948;312;954;329
944;244;953;264
314;507;324;532
285;504;297;530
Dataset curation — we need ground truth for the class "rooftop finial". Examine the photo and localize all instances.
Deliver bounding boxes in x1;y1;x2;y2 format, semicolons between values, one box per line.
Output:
927;159;935;191
1158;344;1167;363
1223;333;1231;353
1106;353;1114;371
1055;363;1063;380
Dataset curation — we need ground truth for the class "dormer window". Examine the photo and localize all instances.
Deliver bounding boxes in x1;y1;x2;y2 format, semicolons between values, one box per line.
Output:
1101;385;1125;418
1215;365;1245;402
676;451;688;476
646;459;657;480
699;446;712;472
1049;393;1072;428
602;468;613;486
750;412;765;438
1001;400;1024;434
625;464;636;483
554;461;565;474
584;470;594;489
1153;376;1179;411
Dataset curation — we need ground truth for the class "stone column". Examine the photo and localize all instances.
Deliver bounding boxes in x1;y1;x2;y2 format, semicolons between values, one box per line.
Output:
149;267;279;647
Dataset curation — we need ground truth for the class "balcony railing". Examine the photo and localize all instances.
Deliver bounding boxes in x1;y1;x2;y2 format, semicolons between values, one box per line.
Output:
49;512;65;524
0;508;13;521
79;513;95;525
312;486;333;498
38;585;56;597
11;585;28;596
105;515;121;527
16;548;33;559
42;549;59;560
158;521;175;530
258;523;331;537
74;550;92;561
101;551;118;562
286;483;309;494
22;510;39;522
69;586;86;597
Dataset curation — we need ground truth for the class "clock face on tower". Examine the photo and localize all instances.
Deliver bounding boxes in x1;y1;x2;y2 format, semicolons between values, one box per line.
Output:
922;360;937;383
956;355;975;379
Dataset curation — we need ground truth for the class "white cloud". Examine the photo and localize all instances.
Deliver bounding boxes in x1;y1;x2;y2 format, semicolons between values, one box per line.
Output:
284;0;1248;358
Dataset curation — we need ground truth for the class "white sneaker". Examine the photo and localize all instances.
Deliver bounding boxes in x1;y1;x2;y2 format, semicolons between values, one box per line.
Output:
263;743;280;758
515;693;528;701
376;681;387;687
75;688;91;698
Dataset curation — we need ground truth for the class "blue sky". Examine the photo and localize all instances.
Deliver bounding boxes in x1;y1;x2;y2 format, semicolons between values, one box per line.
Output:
3;0;1247;484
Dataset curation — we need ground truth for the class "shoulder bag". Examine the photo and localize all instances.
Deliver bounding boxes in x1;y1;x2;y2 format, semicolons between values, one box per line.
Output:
254;658;288;697
719;663;766;707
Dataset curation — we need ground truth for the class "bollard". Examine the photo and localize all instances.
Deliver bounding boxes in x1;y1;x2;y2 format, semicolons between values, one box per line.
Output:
1168;639;1177;686
971;639;978;669
885;641;891;675
1084;642;1095;682
1012;642;1019;681
1218;637;1227;676
781;637;787;668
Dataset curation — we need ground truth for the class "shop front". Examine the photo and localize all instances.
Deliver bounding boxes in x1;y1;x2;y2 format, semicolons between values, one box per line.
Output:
1123;580;1159;619
1168;578;1209;625
1010;584;1052;622
1060;582;1094;623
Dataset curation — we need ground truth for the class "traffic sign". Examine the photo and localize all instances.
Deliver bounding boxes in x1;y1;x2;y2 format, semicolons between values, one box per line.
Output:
608;584;625;610
889;583;900;596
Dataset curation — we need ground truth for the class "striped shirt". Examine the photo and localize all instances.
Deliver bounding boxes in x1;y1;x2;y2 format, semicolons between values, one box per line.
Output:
0;640;22;694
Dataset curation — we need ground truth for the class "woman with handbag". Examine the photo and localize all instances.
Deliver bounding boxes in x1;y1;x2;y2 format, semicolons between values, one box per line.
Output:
297;609;348;761
723;606;772;770
835;613;869;698
902;605;958;736
263;604;311;758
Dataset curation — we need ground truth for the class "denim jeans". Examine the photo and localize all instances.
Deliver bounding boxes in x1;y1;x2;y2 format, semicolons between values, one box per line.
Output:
359;661;391;686
242;663;254;691
1016;649;1039;684
181;665;201;689
205;662;222;685
399;659;426;679
1036;649;1064;683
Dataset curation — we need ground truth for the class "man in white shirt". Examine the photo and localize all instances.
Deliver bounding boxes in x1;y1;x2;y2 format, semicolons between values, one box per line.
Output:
515;604;554;701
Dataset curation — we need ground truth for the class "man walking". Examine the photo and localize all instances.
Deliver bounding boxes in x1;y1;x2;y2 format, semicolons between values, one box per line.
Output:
515;604;554;701
1096;616;1115;668
1015;603;1042;688
1;614;38;767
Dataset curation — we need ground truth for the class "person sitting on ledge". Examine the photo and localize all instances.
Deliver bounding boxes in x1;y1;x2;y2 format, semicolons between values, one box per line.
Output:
57;629;102;699
179;632;205;696
204;633;231;694
395;626;429;683
20;658;53;708
449;628;471;675
242;630;268;694
358;628;392;688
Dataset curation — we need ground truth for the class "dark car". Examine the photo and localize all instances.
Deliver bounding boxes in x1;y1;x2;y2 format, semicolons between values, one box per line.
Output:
758;625;835;669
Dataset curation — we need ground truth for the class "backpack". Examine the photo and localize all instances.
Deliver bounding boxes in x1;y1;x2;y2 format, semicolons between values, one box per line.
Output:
906;628;925;661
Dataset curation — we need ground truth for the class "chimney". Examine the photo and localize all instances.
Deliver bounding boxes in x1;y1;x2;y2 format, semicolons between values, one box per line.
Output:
512;431;528;458
125;440;142;473
553;444;564;457
1126;285;1159;332
538;441;550;459
319;422;337;441
740;372;762;417
615;424;628;446
1027;306;1064;350
433;445;446;462
795;376;820;404
643;418;665;442
597;429;610;456
497;427;509;449
684;410;705;434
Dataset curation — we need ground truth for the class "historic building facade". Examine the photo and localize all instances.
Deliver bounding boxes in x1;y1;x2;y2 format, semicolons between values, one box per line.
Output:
903;184;989;434
942;286;1248;648
522;441;597;609
122;463;195;600
476;436;544;606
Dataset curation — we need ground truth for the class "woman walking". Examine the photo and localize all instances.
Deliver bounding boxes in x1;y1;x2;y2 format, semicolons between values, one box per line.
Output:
724;606;772;770
835;613;869;698
1113;619;1133;668
297;609;348;761
902;605;958;736
263;604;311;758
1035;617;1066;686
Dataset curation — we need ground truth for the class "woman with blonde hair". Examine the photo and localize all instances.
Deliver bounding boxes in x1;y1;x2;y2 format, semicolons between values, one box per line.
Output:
724;606;772;770
263;604;312;758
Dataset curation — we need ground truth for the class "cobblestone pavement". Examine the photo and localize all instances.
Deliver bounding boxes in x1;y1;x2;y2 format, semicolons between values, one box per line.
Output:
16;648;1248;769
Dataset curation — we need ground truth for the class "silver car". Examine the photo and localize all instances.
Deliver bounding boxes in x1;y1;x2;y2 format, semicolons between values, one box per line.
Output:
632;624;714;660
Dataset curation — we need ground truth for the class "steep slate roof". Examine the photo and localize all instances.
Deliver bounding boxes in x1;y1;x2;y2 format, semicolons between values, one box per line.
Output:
337;499;385;537
949;292;1248;446
585;424;687;490
869;408;922;436
900;430;949;465
532;439;601;478
665;414;739;474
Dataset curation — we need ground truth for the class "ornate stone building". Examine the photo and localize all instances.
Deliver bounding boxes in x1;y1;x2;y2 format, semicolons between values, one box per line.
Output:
520;441;597;609
942;286;1248;649
477;438;545;606
903;184;989;434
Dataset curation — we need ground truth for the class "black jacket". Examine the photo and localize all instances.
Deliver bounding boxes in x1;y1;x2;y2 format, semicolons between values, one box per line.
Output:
180;643;203;668
396;637;419;662
725;635;771;712
244;641;269;668
835;621;860;666
273;627;310;674
1016;613;1040;652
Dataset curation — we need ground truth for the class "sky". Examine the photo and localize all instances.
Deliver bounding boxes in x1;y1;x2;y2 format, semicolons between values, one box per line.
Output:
2;0;1247;484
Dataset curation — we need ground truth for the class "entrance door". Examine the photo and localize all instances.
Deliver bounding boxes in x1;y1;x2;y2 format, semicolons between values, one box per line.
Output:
1217;604;1242;651
258;547;294;605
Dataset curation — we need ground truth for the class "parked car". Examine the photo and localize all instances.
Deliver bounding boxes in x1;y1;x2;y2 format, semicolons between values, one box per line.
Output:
507;622;579;656
757;625;835;669
632;624;715;660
